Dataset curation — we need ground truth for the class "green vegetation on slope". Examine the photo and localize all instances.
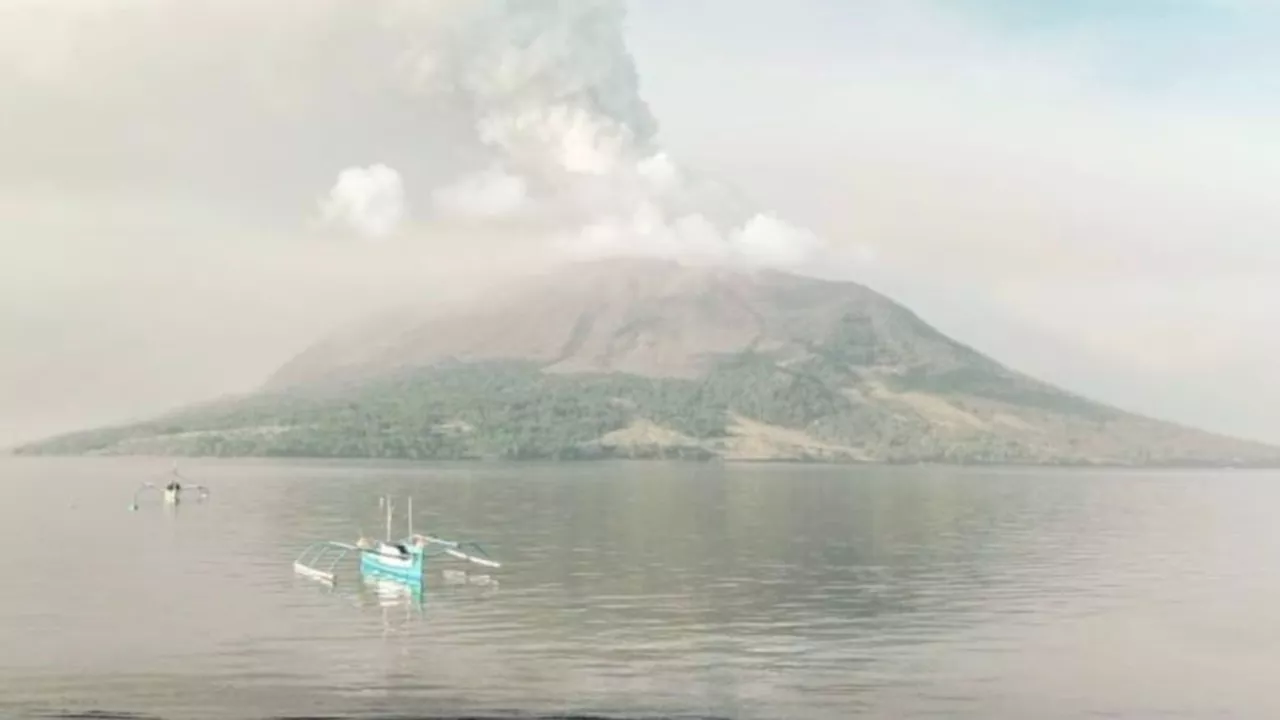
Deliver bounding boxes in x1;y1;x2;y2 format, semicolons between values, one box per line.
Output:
18;357;829;460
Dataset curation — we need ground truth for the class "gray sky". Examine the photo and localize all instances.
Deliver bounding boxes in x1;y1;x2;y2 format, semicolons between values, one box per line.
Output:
2;0;1279;445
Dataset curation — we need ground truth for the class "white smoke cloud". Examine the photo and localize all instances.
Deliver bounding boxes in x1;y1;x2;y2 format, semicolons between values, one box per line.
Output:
477;105;633;176
732;214;825;268
563;201;842;271
377;0;841;269
319;164;405;239
635;152;682;194
571;203;725;264
432;166;529;217
4;0;850;266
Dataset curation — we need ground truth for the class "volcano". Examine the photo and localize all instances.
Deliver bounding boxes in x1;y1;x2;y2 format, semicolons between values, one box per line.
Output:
17;258;1280;466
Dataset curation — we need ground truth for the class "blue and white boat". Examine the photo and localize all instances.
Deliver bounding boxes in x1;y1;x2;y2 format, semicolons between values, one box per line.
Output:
293;495;500;589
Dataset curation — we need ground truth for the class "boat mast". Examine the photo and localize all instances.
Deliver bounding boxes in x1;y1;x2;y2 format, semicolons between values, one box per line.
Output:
385;495;393;542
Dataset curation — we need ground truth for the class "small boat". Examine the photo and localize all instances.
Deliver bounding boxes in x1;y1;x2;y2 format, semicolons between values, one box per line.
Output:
131;463;209;510
293;495;500;588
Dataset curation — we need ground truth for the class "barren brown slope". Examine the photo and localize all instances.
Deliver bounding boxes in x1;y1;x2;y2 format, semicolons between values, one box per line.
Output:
268;257;992;388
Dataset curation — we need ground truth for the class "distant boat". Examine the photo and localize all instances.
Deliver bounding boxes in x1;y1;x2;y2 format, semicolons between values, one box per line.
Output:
131;463;209;510
293;494;501;588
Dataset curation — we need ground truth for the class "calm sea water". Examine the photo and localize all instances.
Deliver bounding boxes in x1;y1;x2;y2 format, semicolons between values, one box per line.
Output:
1;457;1278;719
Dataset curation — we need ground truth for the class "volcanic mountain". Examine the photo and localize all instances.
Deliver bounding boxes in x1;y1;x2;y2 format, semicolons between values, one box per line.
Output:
17;258;1280;466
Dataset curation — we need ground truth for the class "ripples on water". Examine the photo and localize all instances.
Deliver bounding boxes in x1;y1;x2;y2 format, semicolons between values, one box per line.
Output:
2;458;1279;719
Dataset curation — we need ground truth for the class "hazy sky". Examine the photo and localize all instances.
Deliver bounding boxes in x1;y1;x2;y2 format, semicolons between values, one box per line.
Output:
2;0;1278;445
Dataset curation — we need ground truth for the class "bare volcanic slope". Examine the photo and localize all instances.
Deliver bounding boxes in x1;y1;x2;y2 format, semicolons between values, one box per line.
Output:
270;258;1000;387
17;258;1280;466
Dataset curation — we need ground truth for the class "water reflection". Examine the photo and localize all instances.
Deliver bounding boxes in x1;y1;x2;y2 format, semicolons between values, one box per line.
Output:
6;458;1280;719
358;576;424;638
360;576;423;607
297;562;502;630
256;462;1120;683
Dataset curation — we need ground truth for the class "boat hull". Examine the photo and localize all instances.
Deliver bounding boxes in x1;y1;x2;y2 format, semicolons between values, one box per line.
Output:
359;547;424;585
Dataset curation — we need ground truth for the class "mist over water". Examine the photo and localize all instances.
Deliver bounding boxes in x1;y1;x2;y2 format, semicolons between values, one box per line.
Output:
3;457;1280;719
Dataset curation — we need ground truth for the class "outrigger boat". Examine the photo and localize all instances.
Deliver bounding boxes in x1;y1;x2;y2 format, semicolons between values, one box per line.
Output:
293;495;500;588
131;463;210;510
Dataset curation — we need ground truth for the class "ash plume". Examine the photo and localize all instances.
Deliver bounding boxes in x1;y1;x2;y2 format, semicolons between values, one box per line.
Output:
384;0;842;269
2;0;857;269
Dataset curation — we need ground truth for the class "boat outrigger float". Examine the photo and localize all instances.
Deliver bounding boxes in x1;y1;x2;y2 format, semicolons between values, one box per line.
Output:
293;495;500;587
